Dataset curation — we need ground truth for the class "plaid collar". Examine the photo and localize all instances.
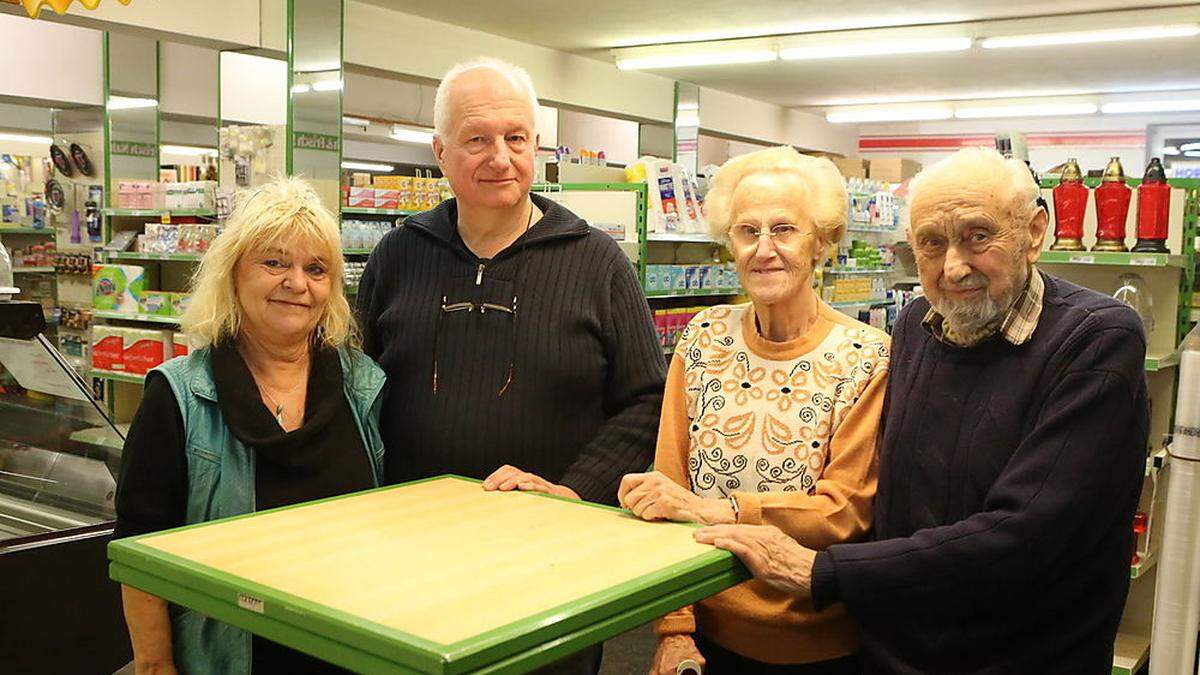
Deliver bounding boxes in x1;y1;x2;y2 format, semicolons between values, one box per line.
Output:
923;267;1044;347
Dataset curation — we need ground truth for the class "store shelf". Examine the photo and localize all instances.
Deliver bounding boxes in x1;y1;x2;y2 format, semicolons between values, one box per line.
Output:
345;285;359;294
104;251;203;262
830;299;891;308
340;207;418;216
12;267;55;273
102;208;216;218
1039;251;1188;268
1130;549;1158;580
90;370;146;385
68;423;128;451
0;225;54;235
1111;631;1150;675
847;223;896;233
823;267;893;276
646;232;721;244
645;288;742;299
343;248;375;255
92;310;181;326
1144;352;1179;372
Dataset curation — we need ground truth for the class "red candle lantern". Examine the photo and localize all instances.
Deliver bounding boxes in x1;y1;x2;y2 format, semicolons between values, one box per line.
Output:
1050;158;1087;251
1093;157;1131;252
1132;158;1171;253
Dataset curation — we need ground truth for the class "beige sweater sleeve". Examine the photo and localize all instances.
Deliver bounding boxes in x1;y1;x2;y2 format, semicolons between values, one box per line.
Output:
652;355;698;636
733;367;887;551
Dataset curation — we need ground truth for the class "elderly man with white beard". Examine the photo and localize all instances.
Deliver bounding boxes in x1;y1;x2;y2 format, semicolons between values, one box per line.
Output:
691;147;1150;674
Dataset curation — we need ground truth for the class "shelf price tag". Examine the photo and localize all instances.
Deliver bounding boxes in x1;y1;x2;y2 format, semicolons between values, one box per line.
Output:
1068;254;1094;264
1130;256;1156;266
160;214;171;224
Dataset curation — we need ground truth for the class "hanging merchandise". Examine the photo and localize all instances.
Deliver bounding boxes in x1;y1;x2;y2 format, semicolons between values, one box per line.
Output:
1112;273;1154;335
1132;158;1171;253
49;144;74;177
1049;158;1087;251
45;179;65;214
85;186;102;243
1149;323;1200;675
1092;157;1131;252
70;143;94;177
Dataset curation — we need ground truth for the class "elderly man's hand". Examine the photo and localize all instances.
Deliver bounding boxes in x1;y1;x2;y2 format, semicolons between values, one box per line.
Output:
694;524;817;597
618;471;735;525
482;465;581;500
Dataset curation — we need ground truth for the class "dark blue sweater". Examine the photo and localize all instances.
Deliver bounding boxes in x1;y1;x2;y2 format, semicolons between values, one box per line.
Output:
812;272;1149;674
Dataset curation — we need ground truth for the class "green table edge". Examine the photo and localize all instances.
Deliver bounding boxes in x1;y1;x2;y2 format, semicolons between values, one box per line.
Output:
109;474;749;673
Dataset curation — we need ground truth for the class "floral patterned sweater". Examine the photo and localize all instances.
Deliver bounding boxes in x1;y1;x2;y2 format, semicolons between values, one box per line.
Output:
654;300;889;664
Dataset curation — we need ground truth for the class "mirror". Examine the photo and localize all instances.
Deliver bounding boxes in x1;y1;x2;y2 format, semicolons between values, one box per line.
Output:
288;0;344;210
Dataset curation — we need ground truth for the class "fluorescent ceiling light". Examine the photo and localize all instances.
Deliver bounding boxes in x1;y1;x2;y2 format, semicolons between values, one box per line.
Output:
1101;99;1200;114
616;49;776;70
781;37;971;60
312;79;343;92
107;96;158;110
954;103;1098;119
1180;142;1200;152
342;115;371;127
981;24;1200;49
1185;151;1200;158
341;161;394;172
290;83;311;94
0;132;53;145
826;107;953;123
391;126;434;144
1161;146;1180;156
161;145;217;157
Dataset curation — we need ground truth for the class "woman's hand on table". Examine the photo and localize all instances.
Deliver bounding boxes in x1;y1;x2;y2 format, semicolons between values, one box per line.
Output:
694;524;816;597
651;634;704;675
482;465;581;500
618;471;735;525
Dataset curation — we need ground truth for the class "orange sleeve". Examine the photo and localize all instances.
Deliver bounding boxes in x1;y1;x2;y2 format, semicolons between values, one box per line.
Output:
733;367;887;551
652;354;697;636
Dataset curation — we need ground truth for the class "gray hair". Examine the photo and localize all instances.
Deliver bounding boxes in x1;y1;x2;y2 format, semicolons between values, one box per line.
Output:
908;147;1041;223
433;57;539;138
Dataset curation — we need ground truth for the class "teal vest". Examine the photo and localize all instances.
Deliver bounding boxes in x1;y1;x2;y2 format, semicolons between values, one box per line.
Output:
153;346;386;674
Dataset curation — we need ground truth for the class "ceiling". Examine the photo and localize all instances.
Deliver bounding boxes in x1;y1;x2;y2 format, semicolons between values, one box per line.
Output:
363;1;1200;112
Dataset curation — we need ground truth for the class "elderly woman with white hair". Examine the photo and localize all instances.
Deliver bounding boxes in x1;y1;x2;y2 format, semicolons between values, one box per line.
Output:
619;147;889;674
114;176;385;674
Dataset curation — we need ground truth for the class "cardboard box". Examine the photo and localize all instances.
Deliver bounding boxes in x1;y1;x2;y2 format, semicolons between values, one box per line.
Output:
868;158;922;183
832;156;869;179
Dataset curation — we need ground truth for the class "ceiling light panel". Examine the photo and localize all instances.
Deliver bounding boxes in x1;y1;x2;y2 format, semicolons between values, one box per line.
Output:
826;107;953;123
615;49;776;70
954;103;1098;119
780;37;971;60
981;24;1200;49
1101;100;1200;114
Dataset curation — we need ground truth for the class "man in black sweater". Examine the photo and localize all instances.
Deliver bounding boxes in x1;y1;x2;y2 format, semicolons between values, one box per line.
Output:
694;148;1149;674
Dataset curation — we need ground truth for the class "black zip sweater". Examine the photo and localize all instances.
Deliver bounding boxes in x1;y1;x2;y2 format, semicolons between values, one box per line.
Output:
810;273;1149;674
356;193;665;504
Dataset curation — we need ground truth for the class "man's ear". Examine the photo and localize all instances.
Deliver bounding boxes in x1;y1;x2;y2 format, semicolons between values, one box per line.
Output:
1027;207;1049;265
432;136;445;169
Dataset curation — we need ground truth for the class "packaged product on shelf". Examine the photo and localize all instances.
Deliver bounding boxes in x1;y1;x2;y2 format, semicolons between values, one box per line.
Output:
172;332;191;359
122;328;172;375
395;177;415;210
138;291;174;317
116;182;156;209
651;161;682;233
683;266;698;291
669;265;688;292
374;189;400;210
347;187;375;208
645;266;661;293
91;326;124;371
170;292;191;316
92;264;150;313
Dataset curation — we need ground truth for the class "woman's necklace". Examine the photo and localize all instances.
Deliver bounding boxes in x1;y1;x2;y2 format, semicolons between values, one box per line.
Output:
247;363;308;427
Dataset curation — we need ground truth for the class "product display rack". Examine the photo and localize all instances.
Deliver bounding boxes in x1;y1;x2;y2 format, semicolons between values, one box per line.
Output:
1038;176;1199;675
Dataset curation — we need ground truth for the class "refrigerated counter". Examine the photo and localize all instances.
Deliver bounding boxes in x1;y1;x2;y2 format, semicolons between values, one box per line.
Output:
0;301;131;673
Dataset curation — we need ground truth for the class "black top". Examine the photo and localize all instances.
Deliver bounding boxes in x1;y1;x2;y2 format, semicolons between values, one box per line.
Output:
356;193;665;504
114;342;373;674
810;273;1149;675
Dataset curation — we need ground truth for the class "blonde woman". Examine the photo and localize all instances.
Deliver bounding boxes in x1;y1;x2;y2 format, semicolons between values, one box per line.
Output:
114;176;385;675
619;147;888;674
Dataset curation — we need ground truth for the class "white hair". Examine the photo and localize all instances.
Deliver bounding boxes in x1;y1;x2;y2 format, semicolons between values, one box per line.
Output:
908;147;1041;223
433;57;539;138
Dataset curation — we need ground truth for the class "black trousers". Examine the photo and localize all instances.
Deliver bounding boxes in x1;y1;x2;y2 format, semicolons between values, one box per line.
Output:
694;634;860;675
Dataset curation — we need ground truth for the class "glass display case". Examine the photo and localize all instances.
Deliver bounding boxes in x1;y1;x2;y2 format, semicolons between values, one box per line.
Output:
0;300;131;673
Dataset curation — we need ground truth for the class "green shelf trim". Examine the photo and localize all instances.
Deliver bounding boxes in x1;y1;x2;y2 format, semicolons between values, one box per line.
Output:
104;252;203;262
846;223;896;233
0;226;54;235
822;267;893;275
93;310;182;326
342;248;374;255
1144;353;1179;372
91;370;146;385
1038;251;1188;268
646;232;721;244
340;207;419;216
1130;550;1157;580
645;289;742;299
102;209;217;218
12;267;55;273
830;299;890;308
1040;177;1200;190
